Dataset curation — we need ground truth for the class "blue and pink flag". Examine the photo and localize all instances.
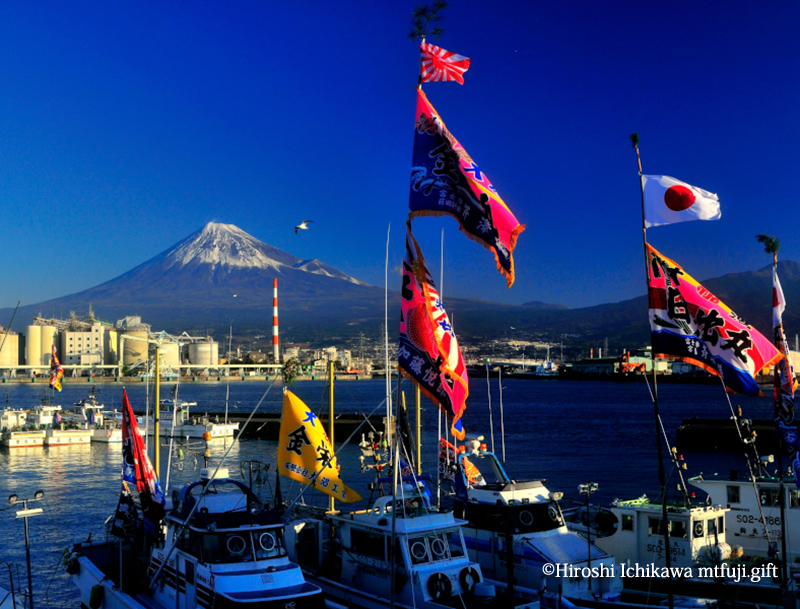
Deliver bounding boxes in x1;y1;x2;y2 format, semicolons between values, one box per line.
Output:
771;264;800;486
647;244;783;396
409;89;525;287
398;224;467;439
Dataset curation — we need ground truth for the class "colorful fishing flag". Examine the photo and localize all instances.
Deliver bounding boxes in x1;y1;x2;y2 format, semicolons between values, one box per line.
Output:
643;175;721;228
771;265;800;486
49;345;63;392
409;88;525;286
438;438;457;483
420;41;471;84
398;224;468;439
111;389;166;541
277;390;362;503
647;244;782;396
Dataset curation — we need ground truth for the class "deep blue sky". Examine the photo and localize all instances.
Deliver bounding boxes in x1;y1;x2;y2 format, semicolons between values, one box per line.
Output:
2;1;799;312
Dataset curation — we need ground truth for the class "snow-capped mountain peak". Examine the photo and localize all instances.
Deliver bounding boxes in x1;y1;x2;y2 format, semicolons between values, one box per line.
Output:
164;222;296;271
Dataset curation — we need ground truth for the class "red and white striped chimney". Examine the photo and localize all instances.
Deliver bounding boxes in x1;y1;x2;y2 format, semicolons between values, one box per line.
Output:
273;278;280;363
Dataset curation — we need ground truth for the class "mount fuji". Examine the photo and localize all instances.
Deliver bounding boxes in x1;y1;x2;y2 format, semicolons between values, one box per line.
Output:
5;222;393;340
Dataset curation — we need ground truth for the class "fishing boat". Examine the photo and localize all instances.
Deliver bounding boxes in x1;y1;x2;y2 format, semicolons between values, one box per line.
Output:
688;466;796;568
68;466;326;609
0;405;44;448
285;482;539;609
72;390;127;442
154;388;238;441
446;439;623;604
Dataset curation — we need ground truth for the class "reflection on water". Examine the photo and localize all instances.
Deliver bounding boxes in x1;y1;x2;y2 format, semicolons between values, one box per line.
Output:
0;378;773;607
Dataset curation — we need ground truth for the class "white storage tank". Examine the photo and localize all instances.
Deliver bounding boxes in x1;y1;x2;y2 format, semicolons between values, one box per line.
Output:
26;325;41;366
0;333;19;366
121;331;149;366
188;342;219;366
159;342;180;369
40;326;57;363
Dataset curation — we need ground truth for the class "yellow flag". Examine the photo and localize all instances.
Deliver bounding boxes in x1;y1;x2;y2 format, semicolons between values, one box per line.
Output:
277;391;362;503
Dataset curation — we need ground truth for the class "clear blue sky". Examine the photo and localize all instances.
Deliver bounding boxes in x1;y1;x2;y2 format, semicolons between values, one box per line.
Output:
2;1;799;311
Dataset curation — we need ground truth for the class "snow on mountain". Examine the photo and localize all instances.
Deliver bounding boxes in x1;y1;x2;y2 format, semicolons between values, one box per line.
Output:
162;222;367;285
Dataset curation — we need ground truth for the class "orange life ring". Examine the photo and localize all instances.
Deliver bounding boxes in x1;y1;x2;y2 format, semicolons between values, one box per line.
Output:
106;430;111;439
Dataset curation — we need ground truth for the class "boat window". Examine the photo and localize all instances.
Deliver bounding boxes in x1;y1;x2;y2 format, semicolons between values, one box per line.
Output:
621;514;634;532
726;485;740;504
201;532;255;563
759;487;782;507
707;518;716;536
669;521;687;539
717;516;724;535
351;529;386;560
255;530;285;560
407;536;431;565
446;530;465;558
648;518;666;536
791;490;800;508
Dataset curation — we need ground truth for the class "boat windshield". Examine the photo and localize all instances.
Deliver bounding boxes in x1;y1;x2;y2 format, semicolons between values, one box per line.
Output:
405;529;465;566
182;528;286;564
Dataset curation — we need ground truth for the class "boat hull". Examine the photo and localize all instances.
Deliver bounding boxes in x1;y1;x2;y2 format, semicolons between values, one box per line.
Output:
0;431;46;448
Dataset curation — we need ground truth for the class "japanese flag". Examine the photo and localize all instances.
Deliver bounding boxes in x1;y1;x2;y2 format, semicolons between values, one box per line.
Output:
643;175;721;228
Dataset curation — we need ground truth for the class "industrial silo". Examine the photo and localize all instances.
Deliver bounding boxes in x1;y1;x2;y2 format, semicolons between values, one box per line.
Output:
121;331;149;367
159;342;181;369
40;326;57;363
0;333;18;366
26;325;41;366
188;341;219;366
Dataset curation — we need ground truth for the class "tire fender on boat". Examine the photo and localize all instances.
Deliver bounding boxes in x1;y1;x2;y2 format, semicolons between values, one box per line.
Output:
427;572;452;600
89;584;104;609
459;566;480;593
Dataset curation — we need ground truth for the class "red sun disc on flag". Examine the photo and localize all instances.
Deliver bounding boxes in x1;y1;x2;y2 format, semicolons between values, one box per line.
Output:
664;185;696;211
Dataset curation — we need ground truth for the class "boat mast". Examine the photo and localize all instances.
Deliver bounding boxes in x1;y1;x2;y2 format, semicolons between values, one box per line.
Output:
328;361;335;513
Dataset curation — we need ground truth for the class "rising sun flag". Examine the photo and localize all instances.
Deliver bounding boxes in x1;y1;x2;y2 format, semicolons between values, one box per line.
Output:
409;88;525;286
647;243;782;396
398;224;468;439
419;41;471;84
771;263;800;486
277;391;361;503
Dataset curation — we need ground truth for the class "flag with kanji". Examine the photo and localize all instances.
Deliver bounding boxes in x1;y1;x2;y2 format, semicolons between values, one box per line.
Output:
398;224;468;439
420;41;471;84
277;391;361;503
111;389;166;540
49;345;63;392
772;264;800;486
409;88;525;286
647;243;782;396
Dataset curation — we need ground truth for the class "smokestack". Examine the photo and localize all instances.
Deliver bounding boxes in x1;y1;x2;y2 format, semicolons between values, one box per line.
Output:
273;278;280;363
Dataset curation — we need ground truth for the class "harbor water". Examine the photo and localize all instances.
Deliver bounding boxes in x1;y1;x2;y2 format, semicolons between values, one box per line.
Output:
0;377;774;607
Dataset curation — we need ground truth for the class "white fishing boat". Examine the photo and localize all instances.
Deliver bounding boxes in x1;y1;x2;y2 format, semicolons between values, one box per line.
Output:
68;467;326;609
285;481;539;609
447;440;623;604
0;406;44;448
688;466;796;568
27;400;93;446
153;391;238;441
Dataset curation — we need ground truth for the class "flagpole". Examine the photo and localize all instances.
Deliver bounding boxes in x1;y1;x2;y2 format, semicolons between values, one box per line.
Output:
631;133;673;609
770;248;790;587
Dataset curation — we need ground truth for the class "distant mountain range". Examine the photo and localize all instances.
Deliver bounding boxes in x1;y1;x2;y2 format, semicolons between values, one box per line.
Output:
1;222;797;355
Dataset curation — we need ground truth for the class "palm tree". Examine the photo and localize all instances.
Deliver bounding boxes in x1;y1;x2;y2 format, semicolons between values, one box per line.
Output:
756;234;780;265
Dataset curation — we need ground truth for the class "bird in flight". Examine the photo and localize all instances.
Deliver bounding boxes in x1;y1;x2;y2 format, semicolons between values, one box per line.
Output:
295;220;313;234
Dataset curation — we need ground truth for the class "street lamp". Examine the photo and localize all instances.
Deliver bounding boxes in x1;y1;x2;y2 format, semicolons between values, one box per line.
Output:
578;482;598;595
8;491;44;609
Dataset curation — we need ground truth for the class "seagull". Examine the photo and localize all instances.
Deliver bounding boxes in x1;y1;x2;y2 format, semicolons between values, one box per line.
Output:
295;220;313;234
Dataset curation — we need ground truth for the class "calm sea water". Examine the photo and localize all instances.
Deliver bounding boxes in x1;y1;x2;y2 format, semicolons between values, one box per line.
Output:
0;377;774;608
